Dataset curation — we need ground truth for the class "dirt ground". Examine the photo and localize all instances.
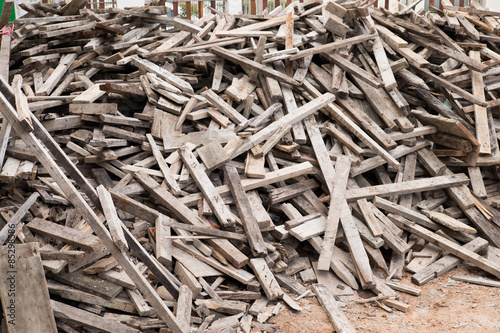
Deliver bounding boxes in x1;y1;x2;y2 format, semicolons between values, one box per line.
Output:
270;266;500;333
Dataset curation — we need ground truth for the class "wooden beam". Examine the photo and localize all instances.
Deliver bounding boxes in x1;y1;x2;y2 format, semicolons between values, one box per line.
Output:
312;284;356;333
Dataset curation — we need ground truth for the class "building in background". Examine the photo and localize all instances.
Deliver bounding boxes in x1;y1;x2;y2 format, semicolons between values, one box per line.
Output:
10;0;500;20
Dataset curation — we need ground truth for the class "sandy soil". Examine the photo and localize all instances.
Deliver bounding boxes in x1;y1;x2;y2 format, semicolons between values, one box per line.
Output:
270;266;500;333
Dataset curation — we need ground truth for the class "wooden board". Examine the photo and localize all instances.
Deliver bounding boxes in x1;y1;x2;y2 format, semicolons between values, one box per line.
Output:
0;243;57;333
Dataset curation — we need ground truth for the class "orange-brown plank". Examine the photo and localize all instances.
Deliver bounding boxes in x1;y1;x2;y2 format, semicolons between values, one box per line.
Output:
174;2;179;16
186;1;191;19
198;1;203;18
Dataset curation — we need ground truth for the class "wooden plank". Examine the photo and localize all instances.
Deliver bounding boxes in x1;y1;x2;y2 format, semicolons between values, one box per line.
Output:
175;285;192;332
146;134;181;195
202;89;249;128
340;200;374;288
96;185;128;252
47;280;136;313
225;166;267;257
37;53;77;96
197;140;230;171
470;50;491;154
12;75;33;132
248;258;283;300
374;196;439;231
27;218;101;251
303;115;336;193
422;210;477;233
451;275;500;288
179;145;235;228
69;103;117;115
357;199;383;237
317;156;350;270
468;166;487;197
0;243;57;333
156;214;173;267
345;174;469;201
312;284;356;333
174;240;254;284
48;268;123;300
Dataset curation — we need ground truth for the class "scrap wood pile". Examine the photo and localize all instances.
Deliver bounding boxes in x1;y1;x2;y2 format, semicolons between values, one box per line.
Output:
3;0;500;331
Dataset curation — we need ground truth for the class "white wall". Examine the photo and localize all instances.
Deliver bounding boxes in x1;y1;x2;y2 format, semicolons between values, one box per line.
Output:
117;0;144;8
483;0;500;11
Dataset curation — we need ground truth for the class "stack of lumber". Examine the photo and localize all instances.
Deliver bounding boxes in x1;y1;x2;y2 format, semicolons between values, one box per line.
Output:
3;0;500;331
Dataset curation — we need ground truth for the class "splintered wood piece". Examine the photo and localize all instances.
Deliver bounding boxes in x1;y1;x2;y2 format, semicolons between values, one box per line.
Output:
317;156;351;271
468;166;487;198
175;285;193;332
96;185;128;252
156;214;173;267
248;258;283;300
146;134;181;195
196;140;230;171
226;75;256;102
304;114;336;193
126;288;151;317
357;199;383;237
83;257;118;274
421;210;477;234
12;74;33;132
312;284;356;333
179;145;235;228
470;50;491;154
245;152;266;179
224;166;267;257
340;200;374;289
